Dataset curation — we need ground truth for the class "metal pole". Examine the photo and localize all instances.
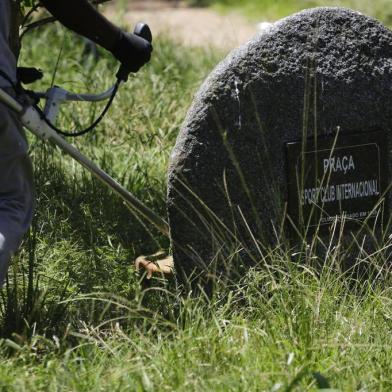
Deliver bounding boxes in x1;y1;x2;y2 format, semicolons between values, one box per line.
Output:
0;88;170;237
0;88;23;113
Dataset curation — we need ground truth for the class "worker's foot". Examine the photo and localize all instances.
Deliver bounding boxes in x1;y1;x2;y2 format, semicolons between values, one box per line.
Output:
135;251;174;279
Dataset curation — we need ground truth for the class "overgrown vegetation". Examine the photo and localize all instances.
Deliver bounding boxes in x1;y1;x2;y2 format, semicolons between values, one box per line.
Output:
1;2;392;390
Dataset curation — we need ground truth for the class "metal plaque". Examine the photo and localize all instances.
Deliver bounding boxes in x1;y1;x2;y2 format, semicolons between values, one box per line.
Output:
286;131;388;233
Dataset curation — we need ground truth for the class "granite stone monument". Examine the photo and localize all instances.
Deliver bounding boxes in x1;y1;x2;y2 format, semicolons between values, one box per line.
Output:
167;7;392;285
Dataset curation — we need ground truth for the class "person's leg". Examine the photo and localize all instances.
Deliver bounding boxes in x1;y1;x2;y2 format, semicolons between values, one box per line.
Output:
0;95;34;284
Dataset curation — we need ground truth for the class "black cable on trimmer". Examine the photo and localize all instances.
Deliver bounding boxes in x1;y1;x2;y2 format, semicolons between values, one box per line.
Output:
34;79;120;137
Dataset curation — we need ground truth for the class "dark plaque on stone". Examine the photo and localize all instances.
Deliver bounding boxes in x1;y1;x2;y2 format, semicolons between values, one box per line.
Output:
286;131;388;233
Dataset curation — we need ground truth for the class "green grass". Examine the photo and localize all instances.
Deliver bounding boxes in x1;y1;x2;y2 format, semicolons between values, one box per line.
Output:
200;0;392;24
3;246;392;390
3;21;221;325
1;8;392;391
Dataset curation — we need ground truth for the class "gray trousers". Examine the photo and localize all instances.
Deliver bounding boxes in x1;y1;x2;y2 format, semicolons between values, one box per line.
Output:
0;89;34;284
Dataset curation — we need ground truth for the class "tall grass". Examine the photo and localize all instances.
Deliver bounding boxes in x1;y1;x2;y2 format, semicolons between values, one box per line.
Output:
0;23;220;336
0;9;391;391
2;245;392;390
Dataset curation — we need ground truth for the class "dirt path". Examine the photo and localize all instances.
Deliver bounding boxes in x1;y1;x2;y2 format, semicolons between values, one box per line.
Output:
104;0;262;50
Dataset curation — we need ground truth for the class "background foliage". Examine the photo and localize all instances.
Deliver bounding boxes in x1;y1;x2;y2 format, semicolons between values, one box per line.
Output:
186;0;392;24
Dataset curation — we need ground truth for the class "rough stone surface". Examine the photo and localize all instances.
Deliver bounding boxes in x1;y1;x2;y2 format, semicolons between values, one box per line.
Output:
167;7;392;282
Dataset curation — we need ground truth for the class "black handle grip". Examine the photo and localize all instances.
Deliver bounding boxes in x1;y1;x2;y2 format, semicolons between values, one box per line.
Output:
116;23;152;82
134;22;153;44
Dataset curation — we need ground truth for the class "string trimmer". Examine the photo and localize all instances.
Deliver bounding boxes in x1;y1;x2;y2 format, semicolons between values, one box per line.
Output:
0;23;170;239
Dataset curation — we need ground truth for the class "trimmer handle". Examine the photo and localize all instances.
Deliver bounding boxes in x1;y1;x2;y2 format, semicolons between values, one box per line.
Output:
134;22;153;44
116;23;152;82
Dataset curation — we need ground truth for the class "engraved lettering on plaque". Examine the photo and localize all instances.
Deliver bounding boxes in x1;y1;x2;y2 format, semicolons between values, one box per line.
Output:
286;131;388;232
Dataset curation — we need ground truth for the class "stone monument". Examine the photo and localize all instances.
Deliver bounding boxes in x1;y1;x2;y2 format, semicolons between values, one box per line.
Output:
167;7;392;286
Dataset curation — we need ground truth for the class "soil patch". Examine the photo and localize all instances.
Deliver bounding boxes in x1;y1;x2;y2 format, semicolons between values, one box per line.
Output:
104;0;260;50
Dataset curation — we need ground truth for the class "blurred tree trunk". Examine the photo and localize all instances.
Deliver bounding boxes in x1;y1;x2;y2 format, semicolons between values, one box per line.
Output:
10;0;22;59
7;0;113;61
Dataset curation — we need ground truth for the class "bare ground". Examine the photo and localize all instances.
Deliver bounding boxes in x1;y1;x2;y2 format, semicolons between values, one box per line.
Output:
104;0;260;50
